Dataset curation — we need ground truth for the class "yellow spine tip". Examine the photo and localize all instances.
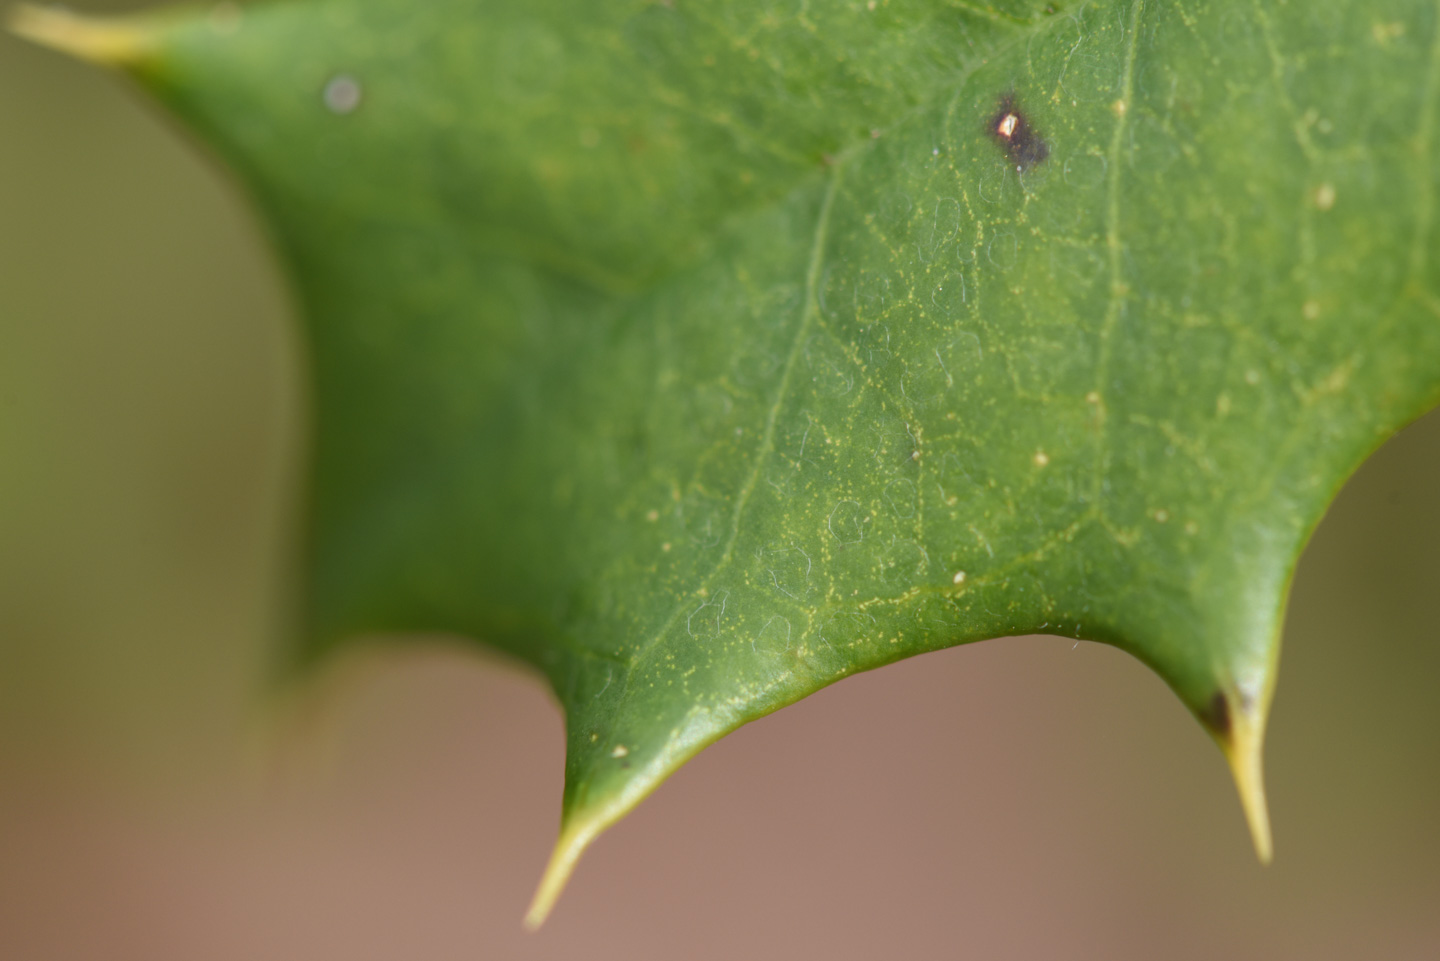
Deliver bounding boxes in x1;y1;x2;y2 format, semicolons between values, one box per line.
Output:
523;821;597;930
6;4;155;66
1220;701;1274;864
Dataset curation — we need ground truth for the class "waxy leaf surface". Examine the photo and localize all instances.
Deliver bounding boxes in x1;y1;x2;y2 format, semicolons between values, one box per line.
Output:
19;0;1440;923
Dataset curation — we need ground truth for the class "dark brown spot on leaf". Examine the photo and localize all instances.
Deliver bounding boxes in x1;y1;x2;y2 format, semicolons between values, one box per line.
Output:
988;92;1049;171
1200;691;1231;736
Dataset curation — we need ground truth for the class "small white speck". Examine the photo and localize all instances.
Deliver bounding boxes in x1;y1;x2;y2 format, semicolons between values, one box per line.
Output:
952;571;967;585
1303;299;1321;320
323;75;362;114
1085;391;1101;404
1153;509;1170;523
611;745;629;758
1314;183;1336;211
1245;369;1261;385
997;113;1019;138
645;509;659;522
932;147;940;156
661;542;671;552
1033;450;1049;467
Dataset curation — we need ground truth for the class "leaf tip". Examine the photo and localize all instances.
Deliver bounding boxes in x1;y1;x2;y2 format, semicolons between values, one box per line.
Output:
1226;718;1274;864
7;4;155;67
1203;688;1273;864
523;819;600;930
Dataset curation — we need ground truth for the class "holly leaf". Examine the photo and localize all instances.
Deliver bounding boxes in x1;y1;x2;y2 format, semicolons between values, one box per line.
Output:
14;0;1440;926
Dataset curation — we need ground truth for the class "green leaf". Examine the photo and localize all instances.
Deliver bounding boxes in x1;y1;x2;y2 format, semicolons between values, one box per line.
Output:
15;0;1440;925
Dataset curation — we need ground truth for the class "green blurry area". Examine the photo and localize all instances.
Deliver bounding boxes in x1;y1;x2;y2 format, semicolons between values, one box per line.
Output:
1;1;1438;954
0;0;296;777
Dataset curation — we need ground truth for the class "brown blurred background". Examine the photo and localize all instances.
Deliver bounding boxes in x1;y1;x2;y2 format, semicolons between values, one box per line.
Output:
2;4;1438;959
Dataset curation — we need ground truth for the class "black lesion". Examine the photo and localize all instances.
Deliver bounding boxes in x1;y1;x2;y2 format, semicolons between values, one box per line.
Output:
988;92;1049;171
1199;690;1232;737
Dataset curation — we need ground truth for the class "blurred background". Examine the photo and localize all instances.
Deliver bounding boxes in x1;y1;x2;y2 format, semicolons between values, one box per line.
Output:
2;3;1438;959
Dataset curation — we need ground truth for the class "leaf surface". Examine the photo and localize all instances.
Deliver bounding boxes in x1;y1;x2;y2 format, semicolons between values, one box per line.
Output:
16;0;1440;924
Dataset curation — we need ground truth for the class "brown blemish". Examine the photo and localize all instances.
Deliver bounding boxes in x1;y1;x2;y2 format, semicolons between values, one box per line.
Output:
988;92;1049;171
1200;690;1231;736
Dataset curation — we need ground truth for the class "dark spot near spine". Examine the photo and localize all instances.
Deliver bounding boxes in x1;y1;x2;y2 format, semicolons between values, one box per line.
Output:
988;92;1049;171
1200;691;1231;736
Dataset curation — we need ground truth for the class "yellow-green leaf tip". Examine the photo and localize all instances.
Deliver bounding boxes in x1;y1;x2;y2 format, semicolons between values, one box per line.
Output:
524;771;671;929
523;819;598;930
1215;693;1274;864
6;4;155;66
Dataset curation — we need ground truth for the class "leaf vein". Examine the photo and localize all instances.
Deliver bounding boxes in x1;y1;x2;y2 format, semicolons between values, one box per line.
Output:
626;164;846;667
1089;0;1145;516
